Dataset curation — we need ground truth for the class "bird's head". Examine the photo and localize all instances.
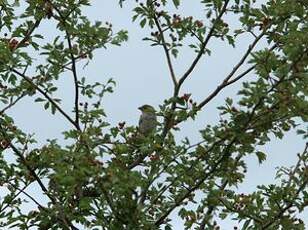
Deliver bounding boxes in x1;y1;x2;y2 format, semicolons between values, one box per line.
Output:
138;104;156;114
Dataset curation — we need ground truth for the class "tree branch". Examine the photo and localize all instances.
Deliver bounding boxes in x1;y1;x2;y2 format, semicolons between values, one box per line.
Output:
0;184;28;213
52;3;80;129
161;0;230;139
67;33;80;128
0;93;26;114
153;8;177;87
7;181;46;211
197;31;267;109
16;16;43;49
261;143;308;229
154;72;289;225
177;0;230;90
0;124;78;230
10;69;80;131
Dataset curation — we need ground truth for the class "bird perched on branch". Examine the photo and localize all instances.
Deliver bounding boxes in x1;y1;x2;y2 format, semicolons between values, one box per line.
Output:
138;104;157;136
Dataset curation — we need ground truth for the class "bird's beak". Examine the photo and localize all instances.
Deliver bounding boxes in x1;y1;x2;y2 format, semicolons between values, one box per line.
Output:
138;106;142;111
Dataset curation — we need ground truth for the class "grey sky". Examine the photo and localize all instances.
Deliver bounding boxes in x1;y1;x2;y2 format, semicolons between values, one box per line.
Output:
5;0;307;229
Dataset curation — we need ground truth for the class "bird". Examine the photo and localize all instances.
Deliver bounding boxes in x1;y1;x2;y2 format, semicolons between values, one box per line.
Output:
138;104;157;136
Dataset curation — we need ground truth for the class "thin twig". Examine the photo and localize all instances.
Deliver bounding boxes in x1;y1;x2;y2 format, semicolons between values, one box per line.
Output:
16;17;43;49
197;31;266;109
0;93;26;114
153;9;177;86
161;0;230;139
0;184;28;212
177;0;230;90
7;181;46;211
52;3;80;129
10;69;80;131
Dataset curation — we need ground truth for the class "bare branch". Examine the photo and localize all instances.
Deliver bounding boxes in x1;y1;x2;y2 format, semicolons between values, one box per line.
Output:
153;10;177;87
161;0;230;139
7;181;46;211
177;0;230;90
52;3;81;129
10;69;80;131
0;184;29;213
198;31;266;109
0;93;26;114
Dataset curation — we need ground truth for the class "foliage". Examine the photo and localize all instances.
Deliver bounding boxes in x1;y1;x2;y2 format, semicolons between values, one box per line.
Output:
0;0;307;229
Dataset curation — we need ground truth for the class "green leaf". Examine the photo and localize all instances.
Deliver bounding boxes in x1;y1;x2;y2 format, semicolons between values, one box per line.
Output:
140;18;147;28
171;48;179;58
51;104;56;114
226;97;233;106
44;102;50;110
256;151;267;164
242;219;251;229
35;97;45;102
172;0;180;8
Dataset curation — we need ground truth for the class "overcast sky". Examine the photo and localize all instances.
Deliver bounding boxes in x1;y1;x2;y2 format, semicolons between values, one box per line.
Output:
5;1;307;229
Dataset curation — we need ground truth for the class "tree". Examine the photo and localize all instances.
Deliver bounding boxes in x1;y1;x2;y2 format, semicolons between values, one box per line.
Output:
0;0;307;229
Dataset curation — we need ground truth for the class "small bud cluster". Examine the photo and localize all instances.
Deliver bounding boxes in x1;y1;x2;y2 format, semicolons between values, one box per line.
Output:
0;139;10;149
118;121;126;129
9;38;19;50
